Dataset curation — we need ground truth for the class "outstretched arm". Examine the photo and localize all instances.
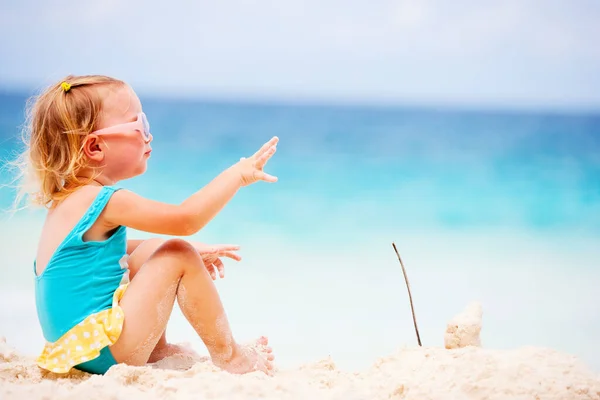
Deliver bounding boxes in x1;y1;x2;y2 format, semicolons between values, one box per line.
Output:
105;166;242;236
103;137;278;237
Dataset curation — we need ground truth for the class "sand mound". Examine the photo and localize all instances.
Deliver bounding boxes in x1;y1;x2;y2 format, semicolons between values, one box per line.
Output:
445;301;483;349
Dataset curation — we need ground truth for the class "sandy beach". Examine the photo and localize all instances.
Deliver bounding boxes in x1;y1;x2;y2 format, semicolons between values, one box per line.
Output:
2;304;598;400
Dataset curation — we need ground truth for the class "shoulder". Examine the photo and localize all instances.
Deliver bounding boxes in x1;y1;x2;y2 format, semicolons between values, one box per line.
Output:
54;185;126;234
53;185;103;212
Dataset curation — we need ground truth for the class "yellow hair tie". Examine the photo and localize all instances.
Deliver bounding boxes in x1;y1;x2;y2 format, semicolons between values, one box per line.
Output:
60;82;71;92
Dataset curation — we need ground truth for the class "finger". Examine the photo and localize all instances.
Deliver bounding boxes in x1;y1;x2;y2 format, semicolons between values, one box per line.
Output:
254;170;278;183
205;263;217;280
252;136;279;159
255;144;277;169
254;136;279;159
257;145;277;169
214;244;241;252
201;254;215;264
220;251;241;261
199;246;219;255
214;259;225;279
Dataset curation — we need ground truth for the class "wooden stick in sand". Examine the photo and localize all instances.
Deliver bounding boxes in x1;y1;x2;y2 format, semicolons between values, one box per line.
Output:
392;242;422;346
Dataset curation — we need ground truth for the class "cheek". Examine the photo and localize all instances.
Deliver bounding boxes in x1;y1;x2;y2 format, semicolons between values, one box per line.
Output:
106;141;147;170
112;140;145;157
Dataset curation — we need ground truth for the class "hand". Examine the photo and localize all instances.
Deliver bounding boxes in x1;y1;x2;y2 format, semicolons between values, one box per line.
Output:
235;136;279;186
192;242;242;280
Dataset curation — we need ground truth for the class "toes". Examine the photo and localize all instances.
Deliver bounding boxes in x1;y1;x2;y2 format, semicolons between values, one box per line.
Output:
266;353;274;361
256;336;269;346
264;346;272;353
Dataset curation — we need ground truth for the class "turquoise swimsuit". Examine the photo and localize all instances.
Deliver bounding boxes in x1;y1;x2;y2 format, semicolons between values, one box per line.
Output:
34;186;129;374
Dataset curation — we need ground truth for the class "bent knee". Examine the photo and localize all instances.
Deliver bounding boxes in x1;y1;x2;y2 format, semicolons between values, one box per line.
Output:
143;239;207;278
153;238;200;260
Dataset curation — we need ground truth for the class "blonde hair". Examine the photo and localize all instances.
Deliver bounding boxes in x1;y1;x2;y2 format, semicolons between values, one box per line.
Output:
10;74;125;209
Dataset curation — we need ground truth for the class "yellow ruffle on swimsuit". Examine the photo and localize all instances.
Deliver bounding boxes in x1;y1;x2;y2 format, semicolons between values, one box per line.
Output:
36;284;128;373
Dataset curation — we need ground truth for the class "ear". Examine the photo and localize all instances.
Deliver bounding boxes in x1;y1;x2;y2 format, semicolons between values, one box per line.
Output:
82;134;105;162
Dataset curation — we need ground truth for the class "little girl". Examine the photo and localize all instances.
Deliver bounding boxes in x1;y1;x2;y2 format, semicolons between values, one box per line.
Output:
16;75;277;376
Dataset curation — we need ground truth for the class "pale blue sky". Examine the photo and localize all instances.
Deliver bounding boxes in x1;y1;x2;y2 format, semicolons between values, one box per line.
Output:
1;0;599;110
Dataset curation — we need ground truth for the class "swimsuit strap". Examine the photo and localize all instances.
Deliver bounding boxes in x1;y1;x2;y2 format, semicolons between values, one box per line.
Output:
70;186;122;239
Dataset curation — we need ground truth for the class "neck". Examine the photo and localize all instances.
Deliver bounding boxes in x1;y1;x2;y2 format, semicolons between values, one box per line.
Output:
76;168;119;187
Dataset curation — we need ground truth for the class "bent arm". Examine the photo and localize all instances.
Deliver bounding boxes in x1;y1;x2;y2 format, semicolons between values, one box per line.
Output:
104;166;242;236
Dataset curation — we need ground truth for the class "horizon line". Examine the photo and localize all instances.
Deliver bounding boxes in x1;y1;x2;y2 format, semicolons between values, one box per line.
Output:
1;85;599;117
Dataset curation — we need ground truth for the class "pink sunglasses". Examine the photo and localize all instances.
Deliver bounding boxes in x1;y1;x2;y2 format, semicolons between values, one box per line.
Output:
90;112;152;143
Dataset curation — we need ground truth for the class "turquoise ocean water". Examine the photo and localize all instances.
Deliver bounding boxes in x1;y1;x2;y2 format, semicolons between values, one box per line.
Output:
1;90;599;371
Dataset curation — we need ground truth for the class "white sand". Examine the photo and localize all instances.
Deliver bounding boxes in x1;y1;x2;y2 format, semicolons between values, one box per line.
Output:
2;305;599;400
444;301;483;349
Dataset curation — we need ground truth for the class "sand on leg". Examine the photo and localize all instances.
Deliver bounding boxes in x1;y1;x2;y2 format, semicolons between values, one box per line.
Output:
109;238;274;374
126;238;191;363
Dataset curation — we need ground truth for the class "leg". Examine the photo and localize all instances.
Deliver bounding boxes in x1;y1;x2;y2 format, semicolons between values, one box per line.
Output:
127;238;181;362
109;239;274;374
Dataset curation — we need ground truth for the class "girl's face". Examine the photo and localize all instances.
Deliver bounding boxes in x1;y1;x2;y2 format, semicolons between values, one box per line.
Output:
87;84;153;183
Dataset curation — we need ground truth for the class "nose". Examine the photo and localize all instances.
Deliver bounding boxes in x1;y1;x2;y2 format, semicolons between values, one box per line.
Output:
146;132;153;143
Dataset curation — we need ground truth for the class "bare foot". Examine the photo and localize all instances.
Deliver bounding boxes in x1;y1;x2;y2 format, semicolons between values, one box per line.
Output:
148;343;199;363
214;336;274;376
